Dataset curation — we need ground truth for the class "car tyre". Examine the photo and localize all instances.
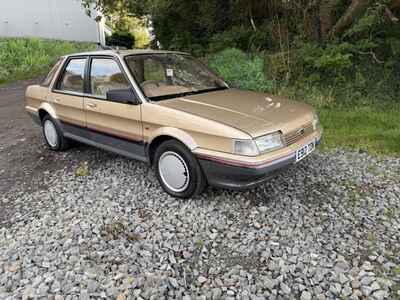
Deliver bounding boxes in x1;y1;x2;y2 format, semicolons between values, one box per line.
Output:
154;140;207;199
42;115;70;151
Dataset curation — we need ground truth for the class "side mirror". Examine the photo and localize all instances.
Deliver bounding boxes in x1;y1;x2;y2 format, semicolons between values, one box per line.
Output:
106;88;139;104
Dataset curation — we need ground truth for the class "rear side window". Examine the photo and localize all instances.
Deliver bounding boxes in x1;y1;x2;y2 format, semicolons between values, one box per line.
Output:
89;58;130;98
58;58;86;93
42;58;63;87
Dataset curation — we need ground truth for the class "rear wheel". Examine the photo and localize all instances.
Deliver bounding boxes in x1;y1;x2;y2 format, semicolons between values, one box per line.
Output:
154;140;207;198
41;115;70;151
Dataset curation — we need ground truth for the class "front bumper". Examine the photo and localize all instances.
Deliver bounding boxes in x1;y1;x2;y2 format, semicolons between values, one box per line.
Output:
198;137;321;190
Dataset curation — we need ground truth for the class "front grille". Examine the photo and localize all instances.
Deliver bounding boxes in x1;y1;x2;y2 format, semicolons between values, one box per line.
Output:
283;122;314;146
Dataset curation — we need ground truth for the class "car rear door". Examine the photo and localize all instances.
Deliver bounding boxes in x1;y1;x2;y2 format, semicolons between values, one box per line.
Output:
49;56;87;138
83;56;146;161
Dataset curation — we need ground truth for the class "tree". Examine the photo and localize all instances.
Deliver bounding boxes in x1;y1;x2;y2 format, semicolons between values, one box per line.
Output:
81;0;400;50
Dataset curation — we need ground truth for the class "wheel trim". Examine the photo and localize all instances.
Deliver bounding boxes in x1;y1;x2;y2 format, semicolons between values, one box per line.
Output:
44;120;58;147
158;151;190;193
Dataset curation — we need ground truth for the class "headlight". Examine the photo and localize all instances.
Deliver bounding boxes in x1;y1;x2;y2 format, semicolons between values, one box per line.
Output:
312;112;320;130
255;132;283;153
233;139;259;156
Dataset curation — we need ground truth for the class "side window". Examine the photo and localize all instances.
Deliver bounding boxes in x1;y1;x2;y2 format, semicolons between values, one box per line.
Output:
58;58;86;93
42;58;63;87
90;58;130;98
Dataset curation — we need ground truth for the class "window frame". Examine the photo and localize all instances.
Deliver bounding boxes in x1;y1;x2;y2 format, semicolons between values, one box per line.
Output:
85;55;140;104
52;56;89;96
42;58;64;87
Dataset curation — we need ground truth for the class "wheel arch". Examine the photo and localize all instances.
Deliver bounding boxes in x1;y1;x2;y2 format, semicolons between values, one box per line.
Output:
147;128;198;164
38;103;57;121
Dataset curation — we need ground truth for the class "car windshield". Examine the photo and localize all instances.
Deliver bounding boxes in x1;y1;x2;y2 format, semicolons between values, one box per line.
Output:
125;53;228;100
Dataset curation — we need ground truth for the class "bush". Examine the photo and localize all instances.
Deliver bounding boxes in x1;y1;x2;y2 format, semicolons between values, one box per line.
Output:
208;48;272;92
0;38;96;84
106;31;135;49
295;42;354;85
264;39;400;107
209;26;270;53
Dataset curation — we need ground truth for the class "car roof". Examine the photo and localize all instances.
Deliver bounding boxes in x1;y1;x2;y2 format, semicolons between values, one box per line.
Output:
64;49;189;59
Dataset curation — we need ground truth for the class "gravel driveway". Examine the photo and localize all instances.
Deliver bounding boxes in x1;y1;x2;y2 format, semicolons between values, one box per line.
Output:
1;82;399;300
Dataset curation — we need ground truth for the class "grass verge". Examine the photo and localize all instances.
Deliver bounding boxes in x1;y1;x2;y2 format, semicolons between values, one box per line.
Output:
0;38;96;85
319;105;400;155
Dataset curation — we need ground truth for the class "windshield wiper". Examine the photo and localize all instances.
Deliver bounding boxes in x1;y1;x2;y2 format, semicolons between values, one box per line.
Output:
149;86;228;101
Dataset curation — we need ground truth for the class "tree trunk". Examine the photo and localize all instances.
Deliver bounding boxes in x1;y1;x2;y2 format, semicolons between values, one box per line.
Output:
390;0;400;9
330;0;372;38
319;0;340;40
215;0;231;31
304;1;322;42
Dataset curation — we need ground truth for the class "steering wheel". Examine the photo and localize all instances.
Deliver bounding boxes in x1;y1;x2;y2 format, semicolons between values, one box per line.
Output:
141;80;161;88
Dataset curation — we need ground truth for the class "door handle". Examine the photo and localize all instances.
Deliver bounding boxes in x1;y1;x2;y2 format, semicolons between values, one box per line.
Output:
87;103;97;109
54;98;61;103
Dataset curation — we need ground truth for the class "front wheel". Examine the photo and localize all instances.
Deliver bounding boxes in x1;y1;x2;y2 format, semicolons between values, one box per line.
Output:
154;140;207;199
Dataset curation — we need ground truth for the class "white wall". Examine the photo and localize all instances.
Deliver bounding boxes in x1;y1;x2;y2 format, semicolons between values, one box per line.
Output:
0;0;102;43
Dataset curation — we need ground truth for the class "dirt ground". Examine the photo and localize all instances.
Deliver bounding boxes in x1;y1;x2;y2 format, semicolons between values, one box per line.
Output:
0;79;100;225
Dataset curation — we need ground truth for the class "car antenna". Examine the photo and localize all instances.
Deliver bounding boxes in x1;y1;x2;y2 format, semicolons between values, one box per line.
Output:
97;42;113;50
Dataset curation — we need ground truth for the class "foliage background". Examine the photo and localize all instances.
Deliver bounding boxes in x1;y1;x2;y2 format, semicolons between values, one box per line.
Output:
83;0;400;107
0;38;96;84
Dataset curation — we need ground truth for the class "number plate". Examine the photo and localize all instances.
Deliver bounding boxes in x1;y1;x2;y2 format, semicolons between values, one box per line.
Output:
296;140;316;162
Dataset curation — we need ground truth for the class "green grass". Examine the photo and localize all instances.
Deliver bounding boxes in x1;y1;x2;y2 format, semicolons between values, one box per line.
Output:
319;105;400;155
0;38;96;85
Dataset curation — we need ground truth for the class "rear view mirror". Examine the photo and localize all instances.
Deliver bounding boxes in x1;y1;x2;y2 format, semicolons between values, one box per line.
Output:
106;88;139;104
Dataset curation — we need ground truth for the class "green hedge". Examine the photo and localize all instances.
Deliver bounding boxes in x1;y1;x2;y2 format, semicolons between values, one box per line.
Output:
0;38;96;84
208;48;273;92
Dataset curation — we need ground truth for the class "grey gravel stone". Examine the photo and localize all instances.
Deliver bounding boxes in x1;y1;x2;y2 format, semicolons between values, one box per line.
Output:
370;281;381;292
198;276;208;284
280;282;291;294
361;286;373;297
351;279;361;289
263;278;276;290
341;285;352;297
0;149;399;298
329;283;341;296
211;288;222;300
372;290;387;300
361;276;375;286
338;273;348;284
300;291;312;300
80;290;89;300
37;282;49;297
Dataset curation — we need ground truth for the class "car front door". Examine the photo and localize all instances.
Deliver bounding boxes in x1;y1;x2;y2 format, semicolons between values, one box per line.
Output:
84;56;146;161
50;57;87;137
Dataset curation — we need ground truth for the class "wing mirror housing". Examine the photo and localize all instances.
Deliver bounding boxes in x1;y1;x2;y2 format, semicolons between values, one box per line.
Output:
106;88;139;104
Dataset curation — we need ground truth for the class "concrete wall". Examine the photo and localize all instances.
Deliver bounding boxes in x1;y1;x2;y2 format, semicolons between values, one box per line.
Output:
0;0;102;43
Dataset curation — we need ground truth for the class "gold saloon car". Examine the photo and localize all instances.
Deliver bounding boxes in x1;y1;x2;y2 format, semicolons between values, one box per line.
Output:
25;50;322;198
